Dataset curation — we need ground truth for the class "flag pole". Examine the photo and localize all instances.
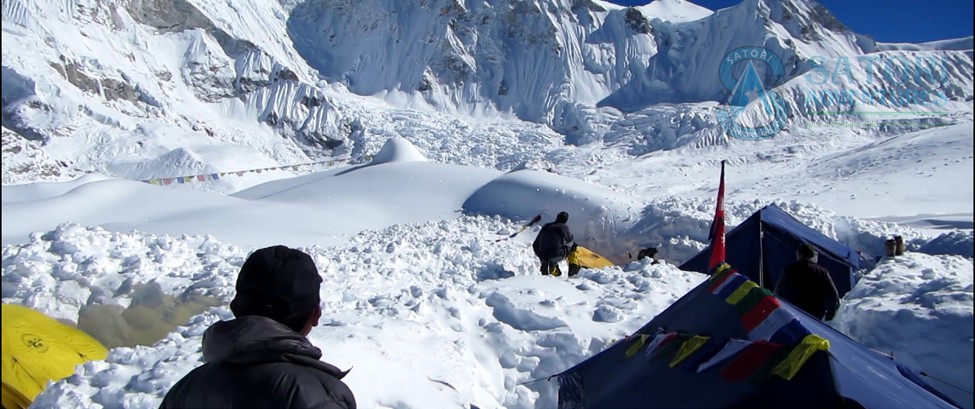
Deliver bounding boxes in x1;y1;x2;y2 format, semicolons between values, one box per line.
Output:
708;160;727;273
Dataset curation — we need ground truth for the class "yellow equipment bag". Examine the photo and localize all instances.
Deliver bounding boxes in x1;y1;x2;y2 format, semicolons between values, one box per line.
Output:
2;304;108;409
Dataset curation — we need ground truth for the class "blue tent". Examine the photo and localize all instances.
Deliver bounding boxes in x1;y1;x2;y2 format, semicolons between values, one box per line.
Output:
557;267;958;408
680;204;860;297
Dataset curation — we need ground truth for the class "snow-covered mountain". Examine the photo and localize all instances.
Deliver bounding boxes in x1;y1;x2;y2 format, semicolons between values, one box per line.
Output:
2;3;973;407
2;0;971;189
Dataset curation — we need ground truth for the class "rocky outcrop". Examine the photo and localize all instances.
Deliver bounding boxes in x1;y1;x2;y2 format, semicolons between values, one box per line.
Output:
50;60;141;103
1;127;73;184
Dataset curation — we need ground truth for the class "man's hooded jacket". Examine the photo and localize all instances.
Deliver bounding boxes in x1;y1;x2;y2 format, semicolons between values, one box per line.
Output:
160;315;355;409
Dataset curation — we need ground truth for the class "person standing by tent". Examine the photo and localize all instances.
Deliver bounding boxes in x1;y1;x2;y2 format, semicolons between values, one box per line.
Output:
774;243;841;321
533;211;576;276
160;245;356;409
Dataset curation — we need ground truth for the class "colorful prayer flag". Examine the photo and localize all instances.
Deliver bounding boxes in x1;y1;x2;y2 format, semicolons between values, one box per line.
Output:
708;264;734;292
735;287;773;316
652;334;693;362
747;343;796;384
726;280;759;305
771;335;830;380
697;339;751;373
720;341;782;382
625;334;650;358
747;306;796;341
769;319;809;345
715;274;749;299
643;332;678;359
710;270;741;294
740;296;783;332
670;336;711;368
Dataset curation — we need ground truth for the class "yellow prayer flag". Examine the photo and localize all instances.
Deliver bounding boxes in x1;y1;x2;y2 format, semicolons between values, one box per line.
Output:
670;335;710;368
625;334;650;358
710;263;731;279
726;281;759;305
771;335;830;380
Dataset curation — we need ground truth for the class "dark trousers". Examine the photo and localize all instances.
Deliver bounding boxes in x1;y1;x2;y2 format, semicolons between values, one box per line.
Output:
540;258;563;276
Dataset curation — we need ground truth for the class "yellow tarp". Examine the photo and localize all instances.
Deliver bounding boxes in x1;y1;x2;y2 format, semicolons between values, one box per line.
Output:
568;246;615;269
2;304;108;409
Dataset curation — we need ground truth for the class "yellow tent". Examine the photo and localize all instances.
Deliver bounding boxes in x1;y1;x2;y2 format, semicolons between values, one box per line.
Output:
2;304;108;409
568;245;615;269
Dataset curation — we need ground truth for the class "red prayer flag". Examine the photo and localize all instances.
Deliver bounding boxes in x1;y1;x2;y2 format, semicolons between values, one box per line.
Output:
720;341;781;382
740;296;783;332
708;160;727;271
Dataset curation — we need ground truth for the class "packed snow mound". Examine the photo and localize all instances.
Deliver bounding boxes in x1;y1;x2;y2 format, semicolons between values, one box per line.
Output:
367;137;429;164
2;160;498;250
21;217;706;408
834;252;974;409
0;177;268;248
919;230;975;258
636;0;713;23
463;169;643;263
228;159;498;234
1;172;111;202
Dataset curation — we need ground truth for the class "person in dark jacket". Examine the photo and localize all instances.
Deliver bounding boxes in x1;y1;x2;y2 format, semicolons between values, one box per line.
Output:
774;243;841;321
533;211;576;276
160;245;356;409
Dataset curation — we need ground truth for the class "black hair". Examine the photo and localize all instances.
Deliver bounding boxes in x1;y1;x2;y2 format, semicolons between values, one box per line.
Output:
556;211;569;223
797;243;817;259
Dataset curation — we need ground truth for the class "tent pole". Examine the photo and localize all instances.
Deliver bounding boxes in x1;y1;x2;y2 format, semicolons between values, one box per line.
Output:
759;223;765;289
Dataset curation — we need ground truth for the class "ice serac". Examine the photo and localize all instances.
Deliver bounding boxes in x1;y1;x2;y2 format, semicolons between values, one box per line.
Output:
1;0;972;183
285;0;658;123
602;0;877;109
1;0;351;186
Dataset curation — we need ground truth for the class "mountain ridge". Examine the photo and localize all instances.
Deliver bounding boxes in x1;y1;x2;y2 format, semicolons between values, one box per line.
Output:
1;0;971;188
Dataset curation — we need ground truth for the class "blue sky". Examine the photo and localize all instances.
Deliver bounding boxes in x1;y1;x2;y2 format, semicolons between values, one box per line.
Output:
608;0;973;43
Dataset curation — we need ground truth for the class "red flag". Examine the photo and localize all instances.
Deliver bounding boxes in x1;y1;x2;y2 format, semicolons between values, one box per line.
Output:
720;340;781;382
708;160;726;271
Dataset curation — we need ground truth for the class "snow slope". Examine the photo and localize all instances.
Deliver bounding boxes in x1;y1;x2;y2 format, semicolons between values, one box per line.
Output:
1;0;972;407
634;0;713;23
0;141;969;408
2;139;500;249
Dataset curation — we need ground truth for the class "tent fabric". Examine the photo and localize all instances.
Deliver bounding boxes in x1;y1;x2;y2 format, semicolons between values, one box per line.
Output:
1;382;31;409
680;204;860;297
568;246;615;268
2;304;108;409
556;269;959;409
